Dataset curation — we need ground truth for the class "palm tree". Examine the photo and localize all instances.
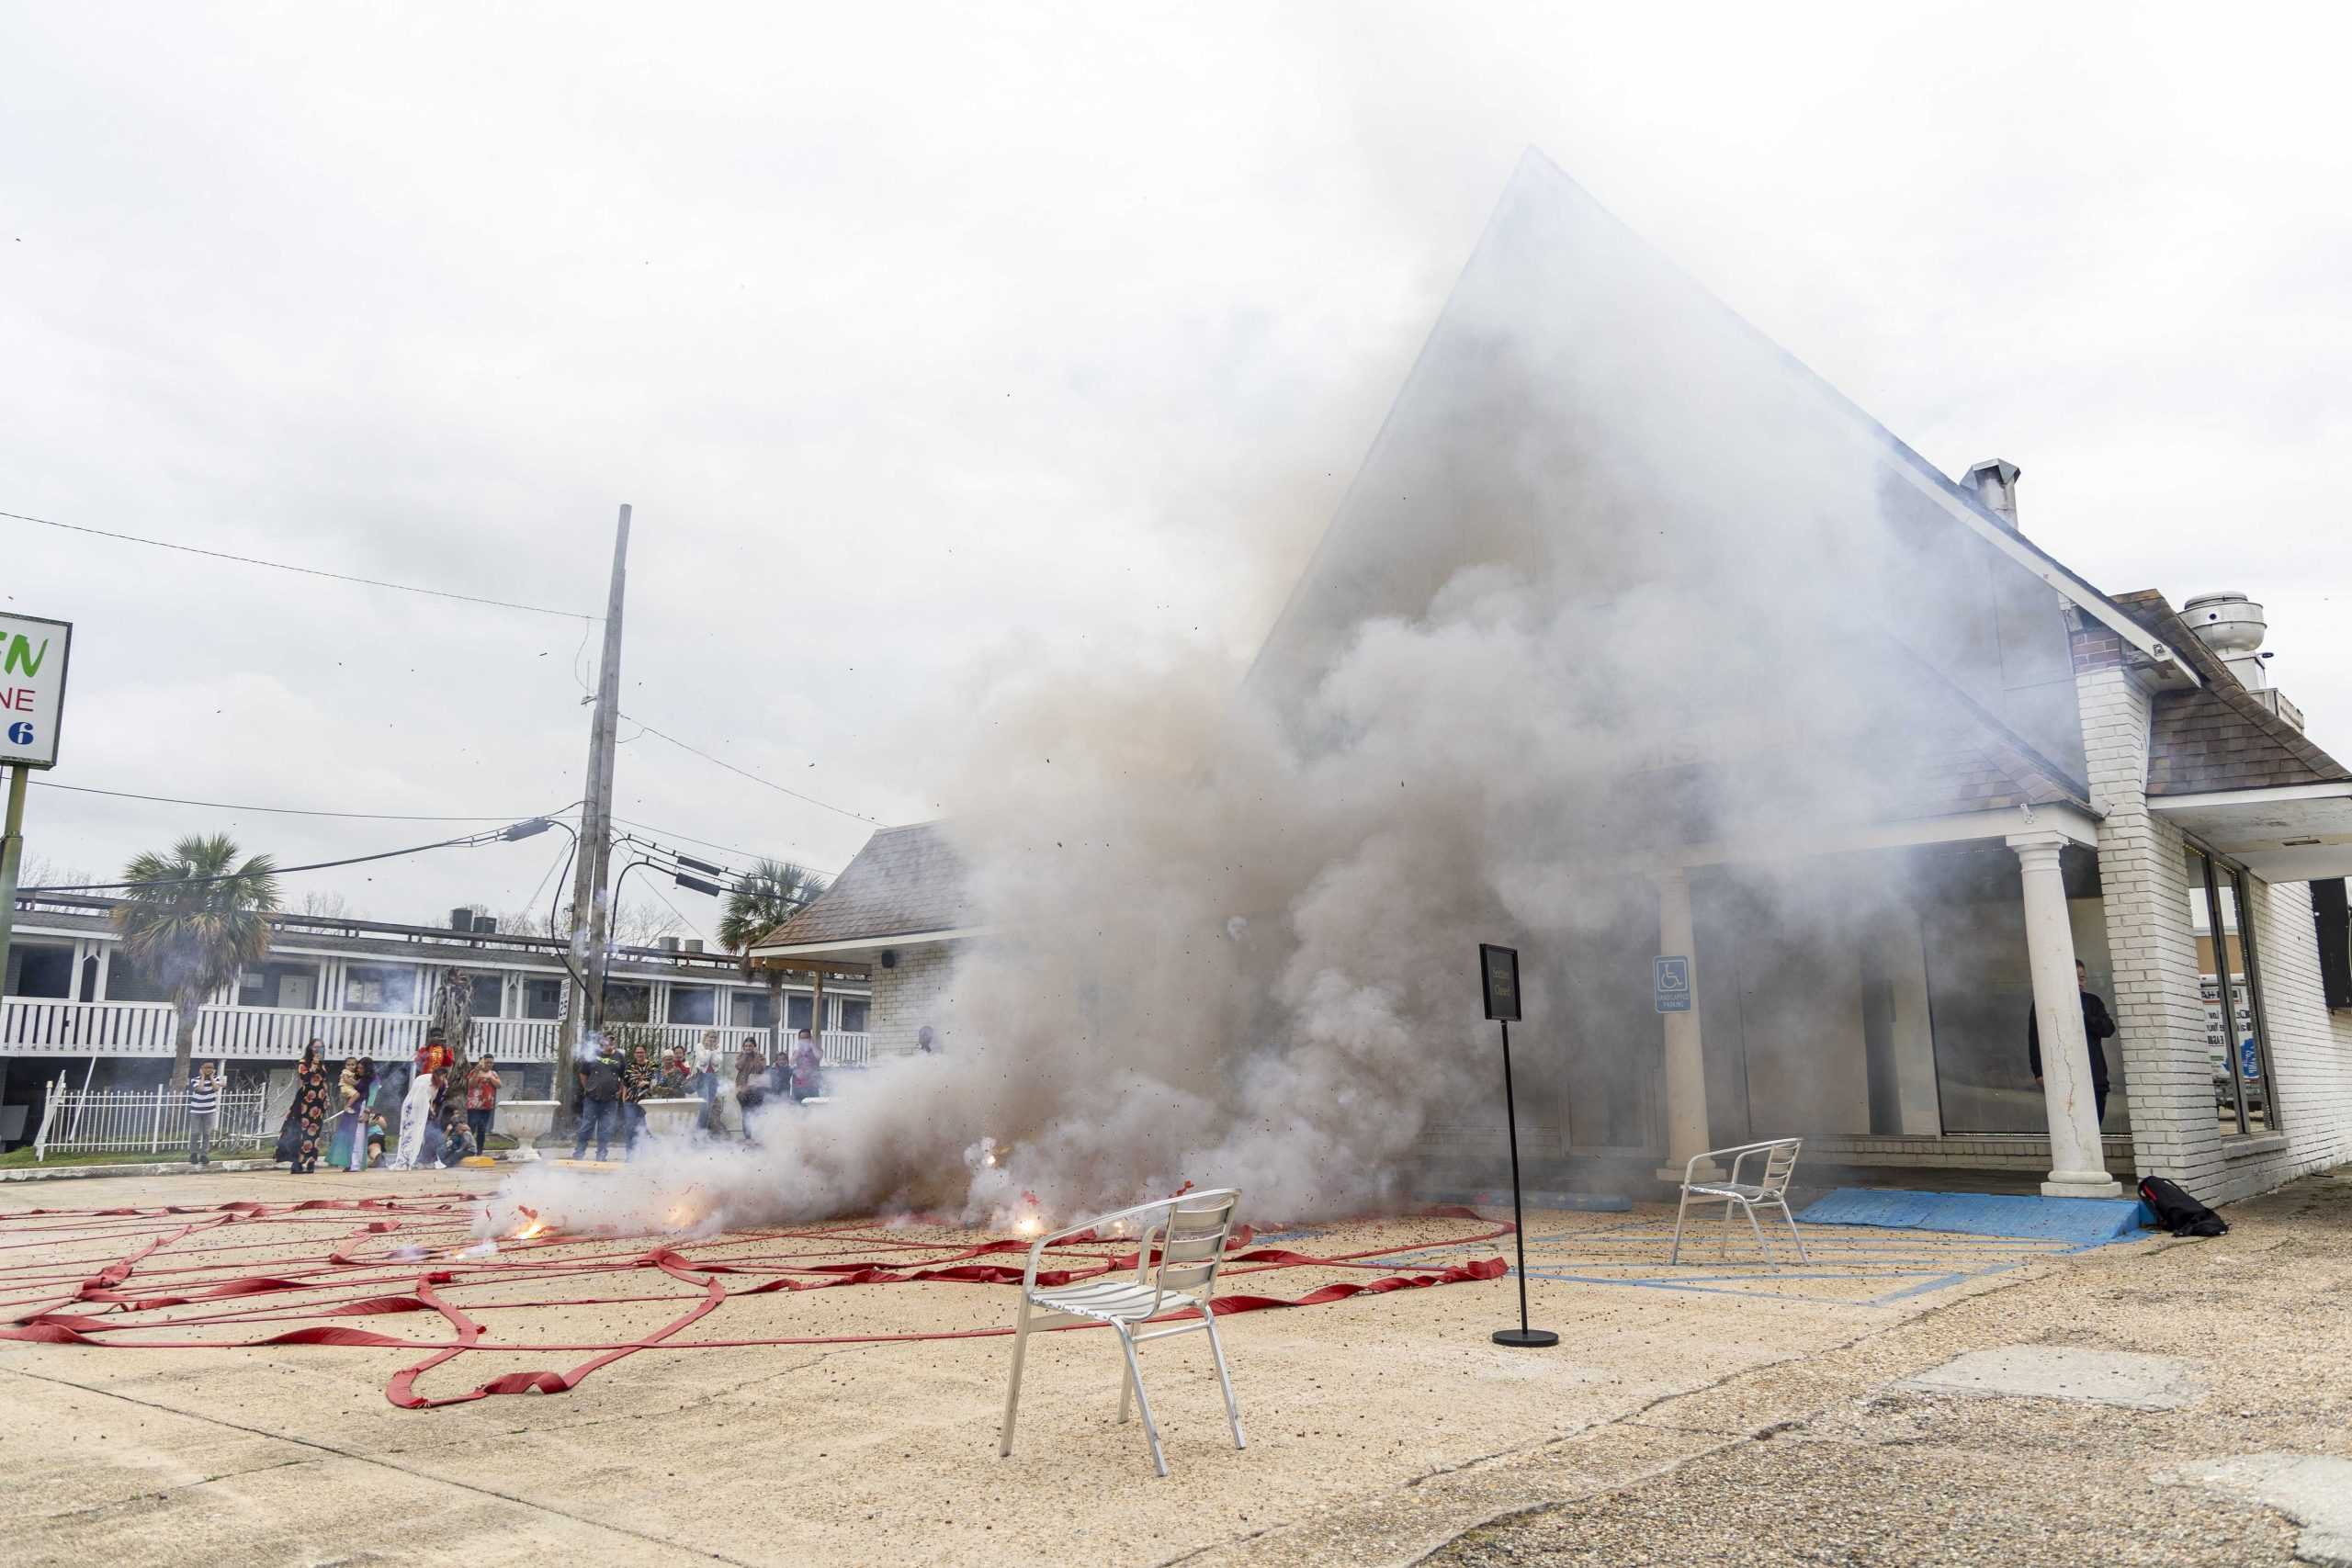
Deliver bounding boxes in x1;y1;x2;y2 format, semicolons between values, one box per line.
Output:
111;834;279;1078
718;859;829;1059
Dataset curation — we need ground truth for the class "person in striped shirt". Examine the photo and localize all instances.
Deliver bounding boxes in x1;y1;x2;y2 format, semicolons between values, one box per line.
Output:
187;1062;222;1167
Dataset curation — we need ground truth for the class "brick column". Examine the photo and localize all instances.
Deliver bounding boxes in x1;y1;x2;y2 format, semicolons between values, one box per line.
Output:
2075;654;2222;1190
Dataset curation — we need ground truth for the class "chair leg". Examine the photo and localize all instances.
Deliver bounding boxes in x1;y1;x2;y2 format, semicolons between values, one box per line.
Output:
1778;1201;1809;1263
1741;1200;1775;1265
1117;1325;1168;1476
1670;1188;1690;1266
1719;1198;1735;1259
1119;1333;1139;1425
1204;1314;1245;1450
998;1300;1032;1458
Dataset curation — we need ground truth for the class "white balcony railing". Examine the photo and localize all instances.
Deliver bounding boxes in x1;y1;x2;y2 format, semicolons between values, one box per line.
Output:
0;1001;862;1067
1;1000;563;1062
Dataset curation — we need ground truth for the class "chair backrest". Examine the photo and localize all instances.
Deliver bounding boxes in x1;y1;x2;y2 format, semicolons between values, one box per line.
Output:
1141;1188;1241;1314
1756;1138;1802;1197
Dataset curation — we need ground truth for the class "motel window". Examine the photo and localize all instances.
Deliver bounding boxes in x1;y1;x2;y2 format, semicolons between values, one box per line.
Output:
522;977;566;1021
469;974;504;1020
787;994;814;1032
840;998;868;1033
602;982;650;1024
2187;848;2278;1134
669;986;717;1026
732;988;775;1029
342;964;416;1014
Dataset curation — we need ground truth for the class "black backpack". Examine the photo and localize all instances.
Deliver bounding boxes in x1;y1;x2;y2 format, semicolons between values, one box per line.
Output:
2139;1175;2228;1237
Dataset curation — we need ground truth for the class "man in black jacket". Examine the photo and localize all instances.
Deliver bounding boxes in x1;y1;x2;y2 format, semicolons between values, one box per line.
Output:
2030;959;2119;1124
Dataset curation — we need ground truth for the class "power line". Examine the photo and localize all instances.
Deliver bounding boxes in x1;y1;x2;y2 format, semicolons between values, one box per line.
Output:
22;819;555;894
587;812;845;879
30;779;582;822
618;712;885;826
1;507;595;621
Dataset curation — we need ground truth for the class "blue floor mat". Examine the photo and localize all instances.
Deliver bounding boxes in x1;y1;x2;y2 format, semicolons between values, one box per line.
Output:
1795;1187;2150;1247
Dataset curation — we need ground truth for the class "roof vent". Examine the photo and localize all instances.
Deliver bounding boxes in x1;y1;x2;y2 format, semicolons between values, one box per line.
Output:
1964;457;2021;528
684;939;703;953
2184;592;2268;689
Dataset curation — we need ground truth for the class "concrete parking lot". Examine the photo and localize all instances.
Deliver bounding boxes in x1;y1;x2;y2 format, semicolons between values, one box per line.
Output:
3;1166;2345;1566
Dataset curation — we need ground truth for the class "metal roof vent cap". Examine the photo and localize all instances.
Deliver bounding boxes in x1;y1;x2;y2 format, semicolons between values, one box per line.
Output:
1964;457;2022;527
2184;592;2268;689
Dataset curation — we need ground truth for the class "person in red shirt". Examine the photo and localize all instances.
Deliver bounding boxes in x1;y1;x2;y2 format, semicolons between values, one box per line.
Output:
465;1058;502;1155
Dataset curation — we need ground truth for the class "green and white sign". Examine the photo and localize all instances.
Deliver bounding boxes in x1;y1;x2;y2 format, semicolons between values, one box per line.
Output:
0;613;73;770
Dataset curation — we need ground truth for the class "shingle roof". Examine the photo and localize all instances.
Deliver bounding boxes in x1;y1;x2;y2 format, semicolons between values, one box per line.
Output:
2109;591;2352;797
752;821;974;948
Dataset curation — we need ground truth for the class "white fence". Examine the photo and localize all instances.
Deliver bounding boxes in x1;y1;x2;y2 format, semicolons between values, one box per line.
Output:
33;1081;274;1161
2;997;177;1055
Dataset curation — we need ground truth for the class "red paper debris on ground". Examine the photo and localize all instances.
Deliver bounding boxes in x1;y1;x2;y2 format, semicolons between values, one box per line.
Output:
0;1194;1510;1410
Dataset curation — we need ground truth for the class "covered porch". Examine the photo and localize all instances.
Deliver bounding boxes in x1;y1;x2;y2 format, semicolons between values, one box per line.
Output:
1504;801;2126;1198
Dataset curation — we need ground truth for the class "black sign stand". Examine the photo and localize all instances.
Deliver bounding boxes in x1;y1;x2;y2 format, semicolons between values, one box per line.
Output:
1479;943;1557;1349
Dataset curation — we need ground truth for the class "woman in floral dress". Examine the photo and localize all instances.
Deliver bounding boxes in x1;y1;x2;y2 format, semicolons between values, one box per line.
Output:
291;1040;328;1175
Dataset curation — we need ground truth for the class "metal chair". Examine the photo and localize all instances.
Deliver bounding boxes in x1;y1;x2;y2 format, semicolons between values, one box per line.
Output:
998;1187;1246;1476
1669;1139;1809;1265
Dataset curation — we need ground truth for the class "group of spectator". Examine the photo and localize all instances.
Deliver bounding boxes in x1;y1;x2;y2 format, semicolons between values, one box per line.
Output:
570;1028;826;1158
273;1033;501;1175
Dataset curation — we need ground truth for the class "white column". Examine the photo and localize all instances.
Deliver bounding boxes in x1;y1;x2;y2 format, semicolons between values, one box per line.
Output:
1653;868;1720;1182
2008;833;2122;1198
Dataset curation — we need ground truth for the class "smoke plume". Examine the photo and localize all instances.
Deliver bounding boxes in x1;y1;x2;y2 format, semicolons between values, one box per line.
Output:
489;152;2075;1237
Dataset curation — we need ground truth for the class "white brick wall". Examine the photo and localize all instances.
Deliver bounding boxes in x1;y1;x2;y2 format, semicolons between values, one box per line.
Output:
868;942;961;1058
2079;664;2352;1201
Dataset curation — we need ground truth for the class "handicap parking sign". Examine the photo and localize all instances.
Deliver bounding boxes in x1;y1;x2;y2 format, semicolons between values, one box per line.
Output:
1655;955;1691;1013
2240;1036;2261;1080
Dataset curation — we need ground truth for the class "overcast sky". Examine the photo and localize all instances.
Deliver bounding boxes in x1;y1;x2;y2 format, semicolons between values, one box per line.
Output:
5;3;2346;935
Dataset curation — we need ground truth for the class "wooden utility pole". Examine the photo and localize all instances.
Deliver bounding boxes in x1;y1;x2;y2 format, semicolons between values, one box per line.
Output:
557;503;630;1122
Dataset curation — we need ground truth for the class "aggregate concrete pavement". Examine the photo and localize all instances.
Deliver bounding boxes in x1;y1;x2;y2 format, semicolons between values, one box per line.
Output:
0;1164;2344;1566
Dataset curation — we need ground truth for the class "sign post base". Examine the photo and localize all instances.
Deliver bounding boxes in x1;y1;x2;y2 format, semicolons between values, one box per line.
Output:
1493;1327;1560;1348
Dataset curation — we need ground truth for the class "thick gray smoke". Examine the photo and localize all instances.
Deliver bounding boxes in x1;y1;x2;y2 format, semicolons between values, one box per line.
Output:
490;152;2072;1237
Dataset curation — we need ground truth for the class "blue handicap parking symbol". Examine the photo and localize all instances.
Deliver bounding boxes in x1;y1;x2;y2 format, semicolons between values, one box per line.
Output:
1655;955;1691;1013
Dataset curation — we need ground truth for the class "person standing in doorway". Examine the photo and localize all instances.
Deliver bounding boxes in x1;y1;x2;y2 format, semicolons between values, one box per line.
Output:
2030;959;2119;1124
187;1061;221;1167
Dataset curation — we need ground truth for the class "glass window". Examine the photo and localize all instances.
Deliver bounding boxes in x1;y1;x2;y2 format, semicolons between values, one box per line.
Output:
840;998;869;1032
669;986;717;1025
2187;849;2277;1134
522;977;566;1021
787;994;813;1032
469;974;504;1020
731;988;775;1028
342;964;416;1014
602;982;650;1024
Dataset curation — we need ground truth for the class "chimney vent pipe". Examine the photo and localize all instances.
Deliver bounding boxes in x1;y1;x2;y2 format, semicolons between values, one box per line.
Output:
1964;457;2022;528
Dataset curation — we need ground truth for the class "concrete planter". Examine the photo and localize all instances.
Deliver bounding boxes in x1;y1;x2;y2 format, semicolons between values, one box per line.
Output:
500;1100;558;1142
639;1098;703;1137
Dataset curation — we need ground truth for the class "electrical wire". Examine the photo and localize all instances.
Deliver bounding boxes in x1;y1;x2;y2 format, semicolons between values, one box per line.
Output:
4;508;594;620
616;712;884;826
29;780;582;823
21;820;551;894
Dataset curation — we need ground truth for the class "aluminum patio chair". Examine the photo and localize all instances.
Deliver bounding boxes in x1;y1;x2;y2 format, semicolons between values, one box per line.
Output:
1669;1138;1809;1266
998;1187;1246;1476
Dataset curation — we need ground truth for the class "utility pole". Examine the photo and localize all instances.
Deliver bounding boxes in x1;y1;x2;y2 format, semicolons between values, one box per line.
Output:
557;503;630;1123
0;766;28;992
